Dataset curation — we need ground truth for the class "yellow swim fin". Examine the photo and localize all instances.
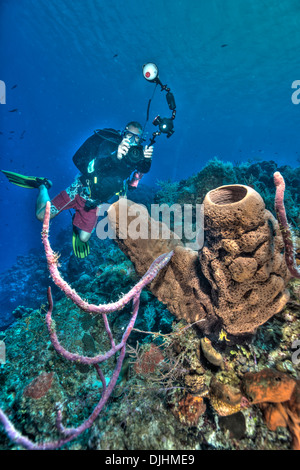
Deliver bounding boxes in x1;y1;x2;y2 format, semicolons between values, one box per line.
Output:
1;170;52;189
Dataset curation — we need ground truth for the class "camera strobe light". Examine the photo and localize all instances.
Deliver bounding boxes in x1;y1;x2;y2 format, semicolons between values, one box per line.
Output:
143;63;159;82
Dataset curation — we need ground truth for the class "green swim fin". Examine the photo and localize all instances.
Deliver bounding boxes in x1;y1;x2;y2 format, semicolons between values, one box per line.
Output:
1;170;52;189
72;227;90;259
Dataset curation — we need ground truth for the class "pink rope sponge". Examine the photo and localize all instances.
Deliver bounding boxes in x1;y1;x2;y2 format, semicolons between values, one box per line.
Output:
273;171;300;278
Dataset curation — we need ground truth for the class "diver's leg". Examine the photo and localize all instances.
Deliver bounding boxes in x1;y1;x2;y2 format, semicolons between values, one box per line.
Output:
78;230;92;243
35;184;53;221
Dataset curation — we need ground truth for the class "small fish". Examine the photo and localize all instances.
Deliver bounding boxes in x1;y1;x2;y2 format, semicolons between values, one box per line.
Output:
9;131;15;134
11;85;17;89
9;108;18;112
20;130;26;139
113;54;118;58
221;44;228;47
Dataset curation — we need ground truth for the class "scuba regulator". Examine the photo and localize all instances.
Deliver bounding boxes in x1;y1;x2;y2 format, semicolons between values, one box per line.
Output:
126;62;176;164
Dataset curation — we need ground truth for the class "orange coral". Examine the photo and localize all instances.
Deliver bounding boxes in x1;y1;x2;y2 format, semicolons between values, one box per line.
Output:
286;380;300;450
260;402;289;431
241;369;296;404
242;370;300;450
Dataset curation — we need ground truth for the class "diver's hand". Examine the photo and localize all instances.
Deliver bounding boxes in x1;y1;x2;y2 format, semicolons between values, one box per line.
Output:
117;138;130;160
144;145;153;159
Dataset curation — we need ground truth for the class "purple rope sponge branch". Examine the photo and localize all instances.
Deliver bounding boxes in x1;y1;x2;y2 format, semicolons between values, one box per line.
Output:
0;295;139;449
274;171;300;278
41;201;173;313
0;201;173;449
45;286;139;364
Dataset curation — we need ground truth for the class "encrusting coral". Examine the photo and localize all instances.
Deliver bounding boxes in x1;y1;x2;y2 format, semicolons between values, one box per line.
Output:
170;393;206;427
208;376;245;416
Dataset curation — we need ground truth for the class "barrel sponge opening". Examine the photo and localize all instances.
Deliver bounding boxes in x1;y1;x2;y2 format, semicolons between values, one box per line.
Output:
208;185;248;205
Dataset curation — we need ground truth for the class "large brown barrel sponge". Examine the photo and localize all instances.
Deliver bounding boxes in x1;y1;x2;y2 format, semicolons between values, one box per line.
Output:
108;183;291;336
199;184;291;335
107;198;217;334
203;184;266;236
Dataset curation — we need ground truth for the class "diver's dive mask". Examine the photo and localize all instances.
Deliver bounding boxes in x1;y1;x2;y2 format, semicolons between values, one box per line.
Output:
123;128;143;146
122;128;145;163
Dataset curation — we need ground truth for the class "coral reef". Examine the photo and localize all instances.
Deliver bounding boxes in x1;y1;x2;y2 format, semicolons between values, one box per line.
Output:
0;264;299;450
0;160;299;451
158;158;300;229
0;202;173;449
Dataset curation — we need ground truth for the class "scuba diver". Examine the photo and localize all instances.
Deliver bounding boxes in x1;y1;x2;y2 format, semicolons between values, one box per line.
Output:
2;121;153;258
3;64;176;259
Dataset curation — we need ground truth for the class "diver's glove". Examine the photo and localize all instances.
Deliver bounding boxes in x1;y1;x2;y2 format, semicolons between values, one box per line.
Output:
143;145;153;159
117;137;130;160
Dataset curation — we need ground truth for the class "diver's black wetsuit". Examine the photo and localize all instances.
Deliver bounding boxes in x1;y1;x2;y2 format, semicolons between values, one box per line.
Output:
72;129;152;203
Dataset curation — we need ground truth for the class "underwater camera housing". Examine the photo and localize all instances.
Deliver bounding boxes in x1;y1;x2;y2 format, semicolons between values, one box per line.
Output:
126;144;144;164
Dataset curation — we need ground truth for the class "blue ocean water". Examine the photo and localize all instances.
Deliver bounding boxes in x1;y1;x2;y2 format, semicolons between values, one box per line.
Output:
0;0;299;273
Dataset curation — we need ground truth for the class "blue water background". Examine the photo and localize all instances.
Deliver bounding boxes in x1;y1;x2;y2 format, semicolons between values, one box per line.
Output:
0;0;299;272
